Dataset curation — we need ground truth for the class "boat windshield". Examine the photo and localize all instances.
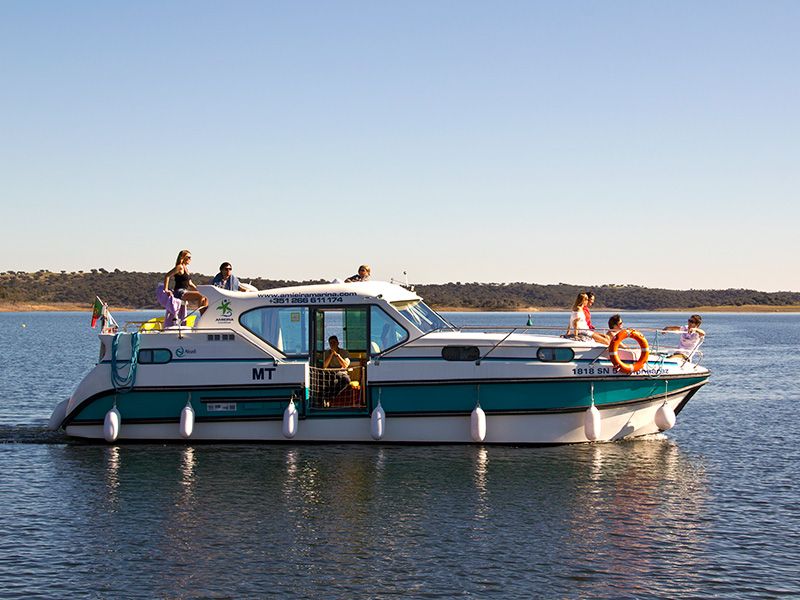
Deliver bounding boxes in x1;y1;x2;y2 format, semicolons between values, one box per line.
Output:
391;300;452;333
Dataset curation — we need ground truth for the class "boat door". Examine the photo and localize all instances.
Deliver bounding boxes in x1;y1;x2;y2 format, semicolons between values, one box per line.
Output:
309;306;368;410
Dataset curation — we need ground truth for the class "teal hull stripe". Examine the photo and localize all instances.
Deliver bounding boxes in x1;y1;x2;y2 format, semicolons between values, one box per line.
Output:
69;376;706;424
369;377;707;414
70;386;303;424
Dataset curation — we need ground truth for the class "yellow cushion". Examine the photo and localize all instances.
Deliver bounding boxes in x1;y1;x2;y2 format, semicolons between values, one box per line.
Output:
140;317;164;331
139;315;196;331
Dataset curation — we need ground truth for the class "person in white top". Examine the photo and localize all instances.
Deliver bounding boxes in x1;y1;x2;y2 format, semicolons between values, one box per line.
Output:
566;293;610;344
664;315;705;360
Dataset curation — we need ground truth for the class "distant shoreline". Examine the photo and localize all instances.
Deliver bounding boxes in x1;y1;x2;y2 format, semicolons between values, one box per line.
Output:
433;304;800;313
2;302;799;313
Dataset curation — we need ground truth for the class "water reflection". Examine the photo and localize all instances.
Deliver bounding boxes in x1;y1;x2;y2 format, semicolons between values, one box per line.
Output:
4;312;799;598
48;439;710;598
558;438;709;596
103;445;121;509
473;446;489;521
178;446;196;500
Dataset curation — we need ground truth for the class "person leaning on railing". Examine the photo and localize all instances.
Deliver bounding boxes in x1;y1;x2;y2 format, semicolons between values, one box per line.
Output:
663;314;705;360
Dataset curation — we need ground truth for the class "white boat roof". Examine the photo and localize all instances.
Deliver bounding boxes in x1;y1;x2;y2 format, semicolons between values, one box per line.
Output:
198;280;422;305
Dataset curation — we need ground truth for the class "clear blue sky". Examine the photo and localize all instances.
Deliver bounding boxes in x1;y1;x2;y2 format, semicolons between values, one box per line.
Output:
1;1;798;291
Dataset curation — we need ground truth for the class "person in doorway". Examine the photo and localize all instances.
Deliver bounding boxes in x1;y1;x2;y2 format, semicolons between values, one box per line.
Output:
323;335;351;395
664;315;705;360
163;250;208;314
345;265;371;282
211;262;248;291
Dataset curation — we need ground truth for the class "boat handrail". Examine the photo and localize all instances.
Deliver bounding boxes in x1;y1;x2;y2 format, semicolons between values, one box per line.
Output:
373;325;704;365
476;329;517;365
372;325;588;365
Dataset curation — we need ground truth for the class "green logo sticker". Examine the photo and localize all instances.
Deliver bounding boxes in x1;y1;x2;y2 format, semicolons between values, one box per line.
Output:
217;300;233;317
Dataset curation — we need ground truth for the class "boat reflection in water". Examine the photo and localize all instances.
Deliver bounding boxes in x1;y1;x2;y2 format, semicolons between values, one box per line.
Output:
50;438;711;597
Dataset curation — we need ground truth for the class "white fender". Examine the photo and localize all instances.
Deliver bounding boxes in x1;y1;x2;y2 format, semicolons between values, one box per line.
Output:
104;407;121;442
283;400;298;439
470;405;486;442
47;398;69;431
655;403;676;431
370;402;385;440
179;404;195;438
584;405;601;441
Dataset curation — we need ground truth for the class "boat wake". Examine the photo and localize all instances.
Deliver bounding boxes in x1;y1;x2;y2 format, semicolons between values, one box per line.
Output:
0;424;69;444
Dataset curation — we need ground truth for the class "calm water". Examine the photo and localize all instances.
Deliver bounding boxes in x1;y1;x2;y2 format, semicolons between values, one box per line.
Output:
1;311;799;599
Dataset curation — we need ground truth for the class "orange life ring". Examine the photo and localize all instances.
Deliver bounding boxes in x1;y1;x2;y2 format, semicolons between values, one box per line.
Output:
608;329;650;374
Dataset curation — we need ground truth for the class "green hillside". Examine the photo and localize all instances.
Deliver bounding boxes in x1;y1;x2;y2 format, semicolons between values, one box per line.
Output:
3;270;799;311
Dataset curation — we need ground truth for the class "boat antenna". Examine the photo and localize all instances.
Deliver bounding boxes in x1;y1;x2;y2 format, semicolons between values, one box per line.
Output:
390;270;415;291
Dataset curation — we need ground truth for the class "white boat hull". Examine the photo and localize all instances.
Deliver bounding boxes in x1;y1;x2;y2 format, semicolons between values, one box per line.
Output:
64;390;694;444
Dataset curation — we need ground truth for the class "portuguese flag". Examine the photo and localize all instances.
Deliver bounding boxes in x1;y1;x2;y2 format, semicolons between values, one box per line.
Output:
91;297;104;328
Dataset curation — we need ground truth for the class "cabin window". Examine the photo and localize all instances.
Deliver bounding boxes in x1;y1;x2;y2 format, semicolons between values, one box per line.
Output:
240;307;309;356
537;347;574;362
442;346;480;361
370;306;409;354
391;300;451;333
138;349;172;364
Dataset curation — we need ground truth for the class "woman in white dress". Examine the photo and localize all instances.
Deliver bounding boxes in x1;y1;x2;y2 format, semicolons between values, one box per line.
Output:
567;293;610;344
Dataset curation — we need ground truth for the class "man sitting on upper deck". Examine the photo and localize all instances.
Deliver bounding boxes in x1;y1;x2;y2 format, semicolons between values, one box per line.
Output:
211;262;248;291
344;264;371;282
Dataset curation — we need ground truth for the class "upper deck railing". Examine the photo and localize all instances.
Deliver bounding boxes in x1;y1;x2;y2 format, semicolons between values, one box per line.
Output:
373;324;704;367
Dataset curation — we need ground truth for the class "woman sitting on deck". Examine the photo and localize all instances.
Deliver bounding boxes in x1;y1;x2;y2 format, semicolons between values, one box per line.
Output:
567;293;610;345
163;249;208;314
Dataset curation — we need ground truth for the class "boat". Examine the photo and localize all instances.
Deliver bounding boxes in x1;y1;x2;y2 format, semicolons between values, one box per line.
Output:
48;281;710;444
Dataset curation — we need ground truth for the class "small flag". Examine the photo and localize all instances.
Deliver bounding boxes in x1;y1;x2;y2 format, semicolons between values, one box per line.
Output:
91;297;104;328
526;314;533;326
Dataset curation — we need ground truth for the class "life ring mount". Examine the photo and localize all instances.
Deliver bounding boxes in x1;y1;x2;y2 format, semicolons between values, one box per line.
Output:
608;329;650;374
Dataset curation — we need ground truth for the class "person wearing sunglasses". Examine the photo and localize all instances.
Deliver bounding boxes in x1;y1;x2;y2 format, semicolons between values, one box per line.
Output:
163;249;208;314
664;315;705;360
212;261;248;291
606;314;625;339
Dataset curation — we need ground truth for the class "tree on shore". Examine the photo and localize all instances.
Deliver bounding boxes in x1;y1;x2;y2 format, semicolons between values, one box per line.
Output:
2;271;799;310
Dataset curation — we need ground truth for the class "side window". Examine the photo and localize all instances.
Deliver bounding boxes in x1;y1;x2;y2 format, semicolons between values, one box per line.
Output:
240;307;309;356
370;306;409;354
442;346;480;361
138;349;172;364
537;347;574;362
